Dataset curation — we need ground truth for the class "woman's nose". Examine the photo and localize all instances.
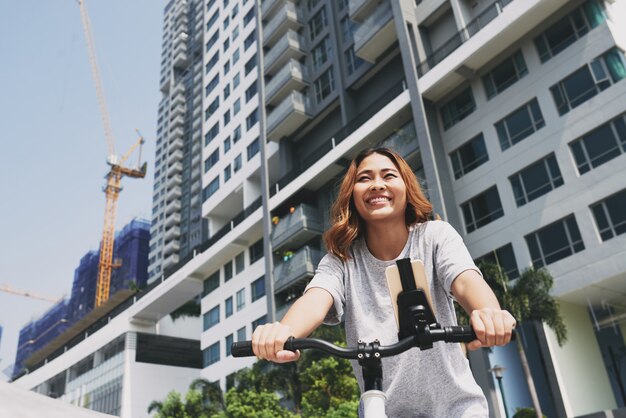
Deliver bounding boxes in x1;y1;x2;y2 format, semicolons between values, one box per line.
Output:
369;178;386;190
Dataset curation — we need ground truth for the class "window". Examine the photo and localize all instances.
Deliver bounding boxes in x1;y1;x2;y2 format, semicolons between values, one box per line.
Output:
247;138;260;160
203;342;220;367
440;87;476;130
245;54;257;75
243;8;255;26
202;177;220;201
232;3;239;18
309;7;327;40
249;238;263;263
203;306;220;330
570;113;626;174
482;50;528;99
206;31;219;52
232;48;240;65
475;244;519;280
223;37;230;52
224;109;231;126
234;153;242;172
205;74;220;97
224;60;231;75
590;188;626;241
345;47;363;75
340;17;356;42
224;136;231;153
205;97;219;121
225;297;233;318
314;68;335;103
534;0;606;63
203;271;220;297
509;153;563;206
233;72;241;88
495;99;545;150
550;48;626;116
224;164;232;182
204;123;219;145
251;276;266;302
461;186;504;233
223;16;230;30
307;0;321;12
449;133;489;179
225;334;234;357
236;288;245;311
232;25;239;41
246;108;258;130
525;215;585;268
244;32;255;50
232;125;242;143
224;260;233;281
312;37;332;70
252;315;268;329
235;251;245;273
223;84;231;99
245;83;257;103
237;326;246;341
207;11;219;31
204;149;219;173
233;98;241;115
206;51;219;74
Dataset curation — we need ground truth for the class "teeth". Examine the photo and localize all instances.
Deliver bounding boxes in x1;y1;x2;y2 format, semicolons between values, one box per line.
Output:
368;197;390;204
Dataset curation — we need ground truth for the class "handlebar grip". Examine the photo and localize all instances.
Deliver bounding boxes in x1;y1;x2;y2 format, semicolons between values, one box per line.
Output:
231;341;254;357
444;325;476;343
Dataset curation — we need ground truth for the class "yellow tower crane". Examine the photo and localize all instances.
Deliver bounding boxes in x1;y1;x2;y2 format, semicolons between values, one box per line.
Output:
77;0;147;307
0;284;61;303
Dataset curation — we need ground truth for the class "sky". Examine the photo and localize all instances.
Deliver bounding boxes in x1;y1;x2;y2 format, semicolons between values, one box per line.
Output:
0;0;164;375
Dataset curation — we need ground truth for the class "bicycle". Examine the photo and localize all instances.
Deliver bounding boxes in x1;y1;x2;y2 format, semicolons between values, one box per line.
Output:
232;258;514;417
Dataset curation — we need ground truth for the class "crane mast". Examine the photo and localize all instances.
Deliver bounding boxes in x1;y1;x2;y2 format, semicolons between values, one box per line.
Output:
77;0;147;307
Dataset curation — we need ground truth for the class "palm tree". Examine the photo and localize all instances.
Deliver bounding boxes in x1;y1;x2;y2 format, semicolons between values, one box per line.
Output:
189;378;226;416
477;262;567;418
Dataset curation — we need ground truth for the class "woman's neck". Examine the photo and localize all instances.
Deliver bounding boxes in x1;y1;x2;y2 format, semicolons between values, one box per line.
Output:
364;220;409;261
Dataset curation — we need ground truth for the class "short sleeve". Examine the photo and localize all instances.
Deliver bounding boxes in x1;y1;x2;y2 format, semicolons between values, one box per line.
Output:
431;221;481;298
304;253;346;325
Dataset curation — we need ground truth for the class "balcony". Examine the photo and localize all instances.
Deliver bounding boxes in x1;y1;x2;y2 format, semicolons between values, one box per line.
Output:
163;239;180;256
167;149;184;165
172;44;189;68
261;0;282;19
170;114;185;128
165;199;181;215
264;29;306;75
169;137;184;151
273;246;323;293
160;74;171;93
267;91;312;141
162;252;180;270
263;2;303;47
349;0;378;22
265;59;308;106
353;0;395;63
164;225;181;241
271;204;323;251
166;161;183;177
173;31;189;48
165;185;182;201
166;173;182;188
170;126;184;142
164;212;181;228
171;101;185;117
172;83;185;100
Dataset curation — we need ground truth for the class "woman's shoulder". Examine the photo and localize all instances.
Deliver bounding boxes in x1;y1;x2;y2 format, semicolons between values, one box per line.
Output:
413;220;456;239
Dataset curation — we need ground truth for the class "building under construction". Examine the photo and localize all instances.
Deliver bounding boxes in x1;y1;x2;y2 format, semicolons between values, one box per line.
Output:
13;219;150;379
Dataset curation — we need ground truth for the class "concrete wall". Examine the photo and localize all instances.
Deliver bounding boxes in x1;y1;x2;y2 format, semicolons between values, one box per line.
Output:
544;301;617;417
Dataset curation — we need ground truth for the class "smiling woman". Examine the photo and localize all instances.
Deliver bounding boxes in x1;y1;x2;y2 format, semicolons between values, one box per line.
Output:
251;147;515;417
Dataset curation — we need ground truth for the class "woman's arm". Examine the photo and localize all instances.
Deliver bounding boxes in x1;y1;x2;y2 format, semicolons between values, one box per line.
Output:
451;269;516;350
252;287;333;362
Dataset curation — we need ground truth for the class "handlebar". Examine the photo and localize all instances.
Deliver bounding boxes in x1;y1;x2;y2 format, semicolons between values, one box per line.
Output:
232;325;479;358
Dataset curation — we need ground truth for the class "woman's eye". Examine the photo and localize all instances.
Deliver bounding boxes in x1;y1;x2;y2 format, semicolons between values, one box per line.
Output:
385;173;397;179
358;176;370;182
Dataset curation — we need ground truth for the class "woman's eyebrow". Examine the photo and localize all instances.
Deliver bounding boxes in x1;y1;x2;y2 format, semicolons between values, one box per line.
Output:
356;167;398;176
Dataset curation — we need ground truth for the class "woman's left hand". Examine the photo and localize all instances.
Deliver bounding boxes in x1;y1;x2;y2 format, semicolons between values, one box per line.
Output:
467;308;516;350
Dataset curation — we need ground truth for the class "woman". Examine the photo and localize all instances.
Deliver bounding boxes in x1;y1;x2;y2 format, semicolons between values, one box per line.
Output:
253;147;515;417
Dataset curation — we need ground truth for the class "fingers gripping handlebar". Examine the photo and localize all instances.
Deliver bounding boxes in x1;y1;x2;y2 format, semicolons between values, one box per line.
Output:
231;325;499;359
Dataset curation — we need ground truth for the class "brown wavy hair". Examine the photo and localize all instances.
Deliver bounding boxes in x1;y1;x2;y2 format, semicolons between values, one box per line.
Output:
324;147;433;260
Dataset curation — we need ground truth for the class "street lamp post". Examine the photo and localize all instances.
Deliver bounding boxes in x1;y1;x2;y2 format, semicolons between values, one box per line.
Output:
489;364;509;418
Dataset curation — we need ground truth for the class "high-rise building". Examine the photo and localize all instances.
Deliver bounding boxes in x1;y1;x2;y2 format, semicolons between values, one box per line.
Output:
14;1;626;417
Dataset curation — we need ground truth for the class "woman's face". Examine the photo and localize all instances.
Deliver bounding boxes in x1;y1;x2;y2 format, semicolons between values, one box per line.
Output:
352;153;407;225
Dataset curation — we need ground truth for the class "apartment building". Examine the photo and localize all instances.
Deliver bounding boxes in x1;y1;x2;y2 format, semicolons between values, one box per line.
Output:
13;1;626;417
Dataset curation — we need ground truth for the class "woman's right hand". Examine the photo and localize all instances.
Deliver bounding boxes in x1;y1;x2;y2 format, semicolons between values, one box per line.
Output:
251;321;300;363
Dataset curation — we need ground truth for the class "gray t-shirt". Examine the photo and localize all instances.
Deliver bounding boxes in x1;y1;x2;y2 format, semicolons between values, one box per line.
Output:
305;220;488;418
